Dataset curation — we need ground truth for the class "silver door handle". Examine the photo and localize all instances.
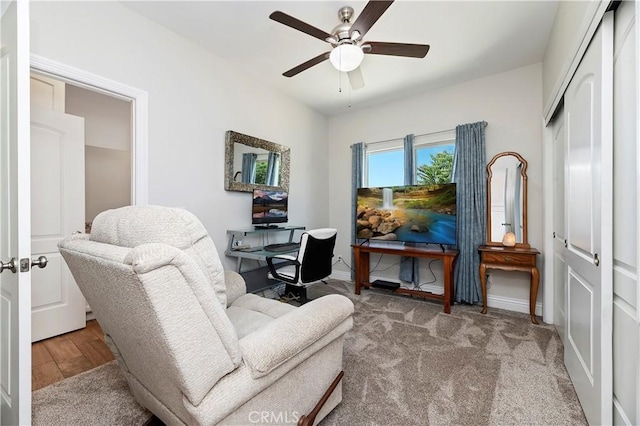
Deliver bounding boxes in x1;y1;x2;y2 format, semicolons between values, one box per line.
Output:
31;256;48;269
593;253;600;267
0;258;18;273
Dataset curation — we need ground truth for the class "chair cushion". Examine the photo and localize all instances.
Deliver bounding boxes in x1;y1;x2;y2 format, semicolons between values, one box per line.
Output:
227;293;296;339
90;206;228;307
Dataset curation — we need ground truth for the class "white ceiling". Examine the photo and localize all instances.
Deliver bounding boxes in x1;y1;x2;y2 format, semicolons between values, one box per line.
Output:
123;1;559;117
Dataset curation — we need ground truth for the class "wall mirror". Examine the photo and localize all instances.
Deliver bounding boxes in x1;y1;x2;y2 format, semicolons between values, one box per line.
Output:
486;151;529;247
224;130;290;193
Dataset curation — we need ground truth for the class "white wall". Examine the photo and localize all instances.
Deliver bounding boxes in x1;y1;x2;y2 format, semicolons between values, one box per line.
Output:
30;1;329;271
65;84;131;151
328;64;544;313
65;84;132;223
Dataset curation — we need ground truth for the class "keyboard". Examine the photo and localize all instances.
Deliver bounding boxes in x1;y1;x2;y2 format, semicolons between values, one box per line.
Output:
263;242;300;252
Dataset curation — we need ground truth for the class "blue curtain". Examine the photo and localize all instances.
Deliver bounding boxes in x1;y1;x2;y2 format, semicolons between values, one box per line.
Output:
399;134;419;286
351;143;365;280
242;153;257;183
265;152;279;186
453;121;487;304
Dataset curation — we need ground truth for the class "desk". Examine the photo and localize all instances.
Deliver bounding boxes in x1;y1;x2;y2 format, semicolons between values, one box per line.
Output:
352;243;458;313
226;226;305;272
478;245;540;324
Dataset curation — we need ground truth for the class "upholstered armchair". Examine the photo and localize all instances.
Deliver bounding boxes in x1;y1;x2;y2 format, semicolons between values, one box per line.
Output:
58;206;354;426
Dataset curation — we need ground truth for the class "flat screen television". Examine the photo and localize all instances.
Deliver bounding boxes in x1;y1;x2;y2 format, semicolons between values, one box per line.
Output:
356;183;457;246
252;189;288;228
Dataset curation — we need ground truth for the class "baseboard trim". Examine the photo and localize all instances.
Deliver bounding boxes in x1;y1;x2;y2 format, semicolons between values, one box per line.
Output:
330;270;542;316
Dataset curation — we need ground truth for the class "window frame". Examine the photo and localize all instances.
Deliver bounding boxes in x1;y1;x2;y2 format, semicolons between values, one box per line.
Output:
363;131;456;187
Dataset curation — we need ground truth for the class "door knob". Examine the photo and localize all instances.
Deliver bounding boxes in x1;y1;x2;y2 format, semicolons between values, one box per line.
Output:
0;258;18;273
31;256;48;269
593;253;600;267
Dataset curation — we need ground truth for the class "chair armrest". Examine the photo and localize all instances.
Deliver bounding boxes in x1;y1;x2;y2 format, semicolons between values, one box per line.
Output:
224;270;246;307
239;294;354;378
266;256;299;284
271;254;296;261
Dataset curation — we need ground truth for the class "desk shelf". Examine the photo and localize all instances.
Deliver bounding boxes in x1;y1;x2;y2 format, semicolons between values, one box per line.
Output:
225;226;305;272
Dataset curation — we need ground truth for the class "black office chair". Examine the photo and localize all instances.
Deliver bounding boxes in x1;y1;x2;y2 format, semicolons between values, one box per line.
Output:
266;228;337;303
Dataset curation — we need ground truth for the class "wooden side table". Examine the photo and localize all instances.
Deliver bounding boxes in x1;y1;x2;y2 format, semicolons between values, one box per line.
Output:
478;245;540;324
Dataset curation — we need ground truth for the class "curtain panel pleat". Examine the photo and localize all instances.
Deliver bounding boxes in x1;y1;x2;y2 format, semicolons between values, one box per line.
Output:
351;143;365;280
265;152;279;186
242;153;257;184
400;134;419;285
453;121;487;304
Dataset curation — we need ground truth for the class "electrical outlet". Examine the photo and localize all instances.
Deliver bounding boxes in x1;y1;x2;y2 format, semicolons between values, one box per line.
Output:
337;255;343;262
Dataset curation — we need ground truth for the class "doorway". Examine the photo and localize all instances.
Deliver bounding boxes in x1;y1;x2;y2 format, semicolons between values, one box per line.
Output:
29;57;149;341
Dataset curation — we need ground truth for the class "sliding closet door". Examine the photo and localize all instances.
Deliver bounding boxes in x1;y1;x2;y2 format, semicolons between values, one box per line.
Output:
551;106;566;343
611;1;638;424
563;11;613;425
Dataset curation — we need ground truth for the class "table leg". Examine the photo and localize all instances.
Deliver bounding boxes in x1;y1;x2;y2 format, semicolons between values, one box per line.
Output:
530;267;540;324
354;248;370;295
443;257;452;314
449;257;456;305
480;262;488;314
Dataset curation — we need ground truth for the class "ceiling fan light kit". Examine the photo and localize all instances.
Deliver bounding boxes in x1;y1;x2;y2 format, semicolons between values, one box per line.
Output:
270;0;429;88
329;44;364;72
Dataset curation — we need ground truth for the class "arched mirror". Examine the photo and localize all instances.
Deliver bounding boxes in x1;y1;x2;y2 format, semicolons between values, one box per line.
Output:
486;151;529;247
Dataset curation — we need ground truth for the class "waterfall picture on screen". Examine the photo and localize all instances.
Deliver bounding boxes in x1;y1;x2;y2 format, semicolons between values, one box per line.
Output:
356;184;457;245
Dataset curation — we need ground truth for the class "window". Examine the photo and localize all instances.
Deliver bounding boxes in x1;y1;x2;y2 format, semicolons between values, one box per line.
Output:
365;132;455;187
365;139;404;187
415;140;455;185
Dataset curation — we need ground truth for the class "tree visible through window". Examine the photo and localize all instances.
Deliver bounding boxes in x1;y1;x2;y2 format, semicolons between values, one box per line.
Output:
254;161;267;184
416;143;454;185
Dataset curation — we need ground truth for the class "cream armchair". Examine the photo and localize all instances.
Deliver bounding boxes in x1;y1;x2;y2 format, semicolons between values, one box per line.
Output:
58;206;354;426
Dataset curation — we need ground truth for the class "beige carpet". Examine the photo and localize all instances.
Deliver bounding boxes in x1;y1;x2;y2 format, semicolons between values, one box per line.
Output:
32;280;586;425
32;361;152;426
314;281;587;425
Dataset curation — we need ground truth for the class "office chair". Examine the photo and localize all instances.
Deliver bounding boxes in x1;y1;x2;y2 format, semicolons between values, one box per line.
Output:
267;228;337;303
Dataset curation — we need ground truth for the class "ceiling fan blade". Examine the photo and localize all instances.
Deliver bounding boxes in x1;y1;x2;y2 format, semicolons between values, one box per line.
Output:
349;1;394;40
270;11;333;42
363;42;430;58
283;52;331;77
348;67;365;90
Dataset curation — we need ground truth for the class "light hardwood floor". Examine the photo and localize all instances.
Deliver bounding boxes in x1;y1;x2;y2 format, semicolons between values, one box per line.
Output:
32;320;114;391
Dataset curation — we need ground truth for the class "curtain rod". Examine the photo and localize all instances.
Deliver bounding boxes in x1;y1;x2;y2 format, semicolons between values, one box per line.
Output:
350;121;488;148
359;128;454;148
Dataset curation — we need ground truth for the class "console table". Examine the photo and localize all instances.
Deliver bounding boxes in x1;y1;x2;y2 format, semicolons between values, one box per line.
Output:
226;226;305;272
351;243;458;313
478;245;540;324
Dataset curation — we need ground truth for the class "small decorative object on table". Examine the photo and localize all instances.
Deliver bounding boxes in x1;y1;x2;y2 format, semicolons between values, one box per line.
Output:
502;232;516;247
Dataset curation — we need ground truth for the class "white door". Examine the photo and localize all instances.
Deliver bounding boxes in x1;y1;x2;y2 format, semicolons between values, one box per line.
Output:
563;12;613;425
31;108;86;342
0;0;32;424
551;105;567;343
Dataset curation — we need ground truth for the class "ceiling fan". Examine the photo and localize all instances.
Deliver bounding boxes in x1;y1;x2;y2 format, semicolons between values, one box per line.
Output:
269;0;430;89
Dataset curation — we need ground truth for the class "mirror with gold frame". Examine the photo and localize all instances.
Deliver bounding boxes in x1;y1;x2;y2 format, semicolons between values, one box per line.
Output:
486;151;529;247
224;130;290;193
